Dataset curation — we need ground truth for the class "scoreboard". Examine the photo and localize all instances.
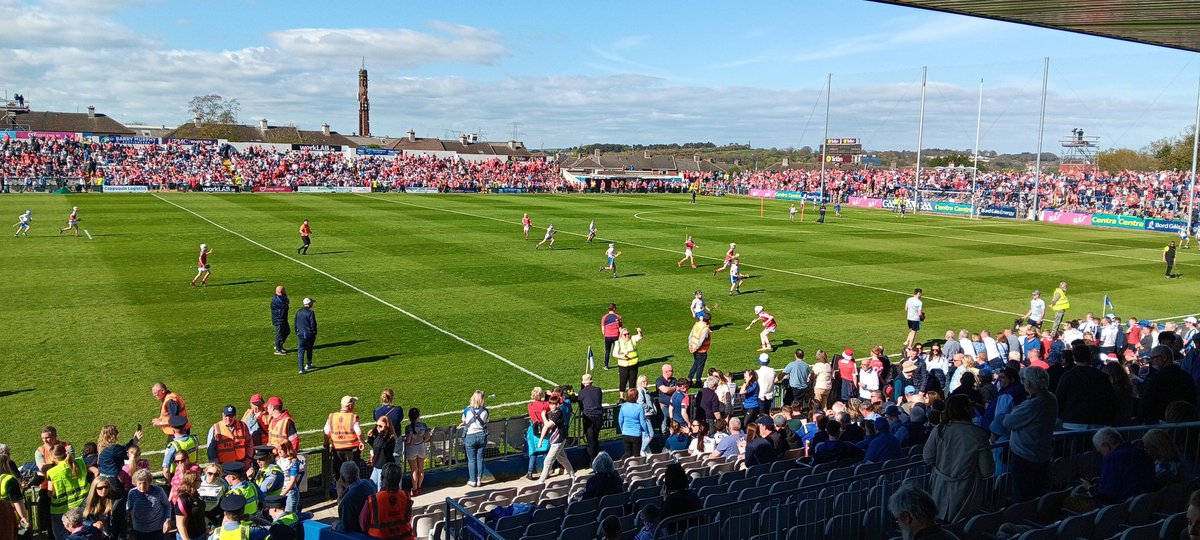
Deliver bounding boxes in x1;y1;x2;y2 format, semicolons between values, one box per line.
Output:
820;137;862;164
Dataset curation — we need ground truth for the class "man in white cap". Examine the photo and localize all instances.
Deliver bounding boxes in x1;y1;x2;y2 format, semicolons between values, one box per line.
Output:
325;396;363;498
1183;316;1199;356
294;298;317;374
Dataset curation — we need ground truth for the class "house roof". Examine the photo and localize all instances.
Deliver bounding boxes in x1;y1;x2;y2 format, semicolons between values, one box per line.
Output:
1;110;132;135
870;0;1200;53
160;123;354;146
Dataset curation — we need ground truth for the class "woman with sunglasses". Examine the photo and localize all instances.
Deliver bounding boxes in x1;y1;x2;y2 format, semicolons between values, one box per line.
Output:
197;464;227;528
166;450;199;505
84;476;126;538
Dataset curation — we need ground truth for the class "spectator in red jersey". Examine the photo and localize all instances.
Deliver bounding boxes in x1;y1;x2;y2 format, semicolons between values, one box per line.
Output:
836;349;858;402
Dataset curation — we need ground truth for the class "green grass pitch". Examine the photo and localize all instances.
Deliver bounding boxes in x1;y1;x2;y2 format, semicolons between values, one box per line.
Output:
0;192;1192;459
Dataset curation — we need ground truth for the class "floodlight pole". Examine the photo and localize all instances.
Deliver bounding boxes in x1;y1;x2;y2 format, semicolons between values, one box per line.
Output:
1188;70;1200;235
971;78;983;220
1033;57;1049;220
820;73;831;202
915;67;927;205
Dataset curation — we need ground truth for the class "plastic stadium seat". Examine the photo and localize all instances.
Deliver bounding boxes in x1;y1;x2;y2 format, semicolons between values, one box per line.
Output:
690;474;720;491
769;457;798;473
1016;525;1059;540
557;521;595;540
787;521;824;540
521;533;557;540
492;512;530;533
597;505;623;522
728;477;758;494
1091;503;1127;540
824;512;863;538
633;495;662;513
696;484;726;501
1125;492;1159;526
755;470;787;488
963;508;1005;540
1160;512;1187;540
741;485;770;500
523;519;559;537
562;508;597;528
530;505;564;524
682;522;720;540
719;469;747;484
1117;520;1163;540
599;491;630;511
1055;510;1096;540
703;491;737;508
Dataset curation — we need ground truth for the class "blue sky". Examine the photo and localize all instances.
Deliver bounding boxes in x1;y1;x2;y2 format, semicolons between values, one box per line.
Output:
2;0;1196;153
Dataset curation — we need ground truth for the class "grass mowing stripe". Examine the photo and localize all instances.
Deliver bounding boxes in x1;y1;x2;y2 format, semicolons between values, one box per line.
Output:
151;193;558;387
622;196;1191;268
358;194;1022;317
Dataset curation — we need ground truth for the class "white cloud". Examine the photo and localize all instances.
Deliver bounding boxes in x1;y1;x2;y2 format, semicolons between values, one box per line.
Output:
794;14;999;62
267;22;507;68
0;1;148;48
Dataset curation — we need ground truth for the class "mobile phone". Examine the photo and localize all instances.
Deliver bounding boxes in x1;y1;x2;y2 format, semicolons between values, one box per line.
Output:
136;423;142;432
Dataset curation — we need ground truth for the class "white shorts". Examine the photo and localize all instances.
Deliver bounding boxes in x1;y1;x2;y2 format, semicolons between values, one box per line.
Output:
684;248;693;257
523;225;530;232
764;326;776;334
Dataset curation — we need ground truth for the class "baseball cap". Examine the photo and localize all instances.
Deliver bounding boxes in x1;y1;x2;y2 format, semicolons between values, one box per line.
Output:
758;353;770;365
873;417;889;431
302;297;313;306
904;385;917;396
223;405;236;416
266;396;283;408
250;394;265;405
1187;316;1198;324
755;416;774;430
842;349;854;359
884;405;902;417
340;396;358;408
772;414;787;427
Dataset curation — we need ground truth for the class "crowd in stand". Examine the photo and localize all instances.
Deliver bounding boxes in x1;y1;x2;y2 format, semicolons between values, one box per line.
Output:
729;167;1199;219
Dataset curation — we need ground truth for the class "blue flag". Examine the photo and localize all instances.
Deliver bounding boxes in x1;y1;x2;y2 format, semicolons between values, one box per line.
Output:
1103;295;1114;316
586;345;595;373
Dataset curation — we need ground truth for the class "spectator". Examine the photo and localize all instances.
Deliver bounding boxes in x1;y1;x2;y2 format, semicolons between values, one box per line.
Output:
740;370;761;425
619;389;652;458
655;365;677;435
372;389;404;448
923;395;993;522
1055;344;1115;429
459;390;489;488
710;418;745;459
173;470;207;540
812;350;834;409
536;395;575;484
526;387;549;480
811;420;864;464
198;463;228;527
698;376;721;430
1078;428;1156;505
863;418;902;464
663;421;692;452
1104;362;1136;426
61;508;103;540
275;442;304;515
366;416;397;487
402;409;430;496
767;415;789;457
1140;428;1193;489
742;421;776;468
577;374;604;463
635;376;656;454
1002;366;1058;502
271;286;290;356
81;477;124;539
598;515;621;540
888;485;957;540
1185;489;1200;540
632;504;659;540
358;463;411;540
294;298;317;374
334;461;375;533
1141;345;1198;423
125;469;169;540
781;348;812;407
658;464;700;534
687;421;713;458
578;452;622;501
96;425;141;494
895;405;930;448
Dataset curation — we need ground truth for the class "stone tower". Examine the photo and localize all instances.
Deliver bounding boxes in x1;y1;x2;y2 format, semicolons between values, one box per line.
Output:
358;61;370;137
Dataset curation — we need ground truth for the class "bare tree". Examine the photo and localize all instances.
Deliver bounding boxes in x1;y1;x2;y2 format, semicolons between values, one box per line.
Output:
188;94;241;124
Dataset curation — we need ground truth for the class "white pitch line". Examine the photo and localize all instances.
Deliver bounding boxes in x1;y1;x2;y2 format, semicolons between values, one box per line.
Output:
152;194;557;387
358;194;1021;317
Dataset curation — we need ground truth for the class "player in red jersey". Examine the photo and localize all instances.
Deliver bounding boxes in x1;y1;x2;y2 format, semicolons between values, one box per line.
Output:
59;206;80;237
746;305;777;351
297;219;312;255
677;236;697;268
191;243;213;287
522;213;532;240
712;242;738;274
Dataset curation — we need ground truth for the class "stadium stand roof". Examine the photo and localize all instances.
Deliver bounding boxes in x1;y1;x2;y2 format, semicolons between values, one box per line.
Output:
387;134;534;157
562;151;733;174
870;0;1200;53
2;109;133;135
160;123;356;146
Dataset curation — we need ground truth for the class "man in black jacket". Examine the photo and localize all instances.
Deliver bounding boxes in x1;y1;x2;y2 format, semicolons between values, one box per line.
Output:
295;297;317;375
1140;344;1197;423
1055;343;1115;430
577;374;603;463
271;285;290;356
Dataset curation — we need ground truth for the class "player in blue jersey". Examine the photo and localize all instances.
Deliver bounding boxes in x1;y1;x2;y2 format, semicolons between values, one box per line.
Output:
1180;226;1191;249
600;243;621;278
13;210;31;237
535;223;556;250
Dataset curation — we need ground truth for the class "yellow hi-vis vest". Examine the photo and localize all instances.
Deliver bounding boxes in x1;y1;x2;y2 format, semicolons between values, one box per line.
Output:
615;338;639;367
48;458;89;514
1051;287;1070;311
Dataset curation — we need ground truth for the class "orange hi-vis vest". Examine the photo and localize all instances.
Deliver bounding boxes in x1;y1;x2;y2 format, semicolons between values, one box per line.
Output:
212;420;250;463
364;491;413;540
160;392;191;435
327;412;359;450
268;412;297;450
